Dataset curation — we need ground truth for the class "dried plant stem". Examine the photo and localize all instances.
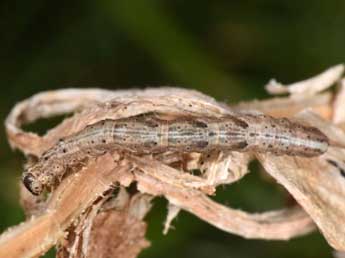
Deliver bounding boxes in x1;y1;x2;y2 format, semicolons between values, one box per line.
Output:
2;64;345;257
0;155;132;258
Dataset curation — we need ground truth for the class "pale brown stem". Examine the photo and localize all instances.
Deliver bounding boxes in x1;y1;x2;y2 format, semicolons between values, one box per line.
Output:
0;155;131;258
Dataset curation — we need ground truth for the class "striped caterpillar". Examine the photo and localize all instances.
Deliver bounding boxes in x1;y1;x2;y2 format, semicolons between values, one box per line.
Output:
23;112;329;195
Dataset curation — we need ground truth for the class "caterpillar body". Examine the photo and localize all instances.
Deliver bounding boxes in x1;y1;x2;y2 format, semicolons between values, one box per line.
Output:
23;113;329;195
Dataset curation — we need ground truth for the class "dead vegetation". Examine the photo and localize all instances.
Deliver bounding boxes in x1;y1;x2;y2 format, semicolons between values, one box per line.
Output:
1;65;345;258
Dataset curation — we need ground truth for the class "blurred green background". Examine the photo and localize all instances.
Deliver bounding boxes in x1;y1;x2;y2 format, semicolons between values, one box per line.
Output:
1;0;345;257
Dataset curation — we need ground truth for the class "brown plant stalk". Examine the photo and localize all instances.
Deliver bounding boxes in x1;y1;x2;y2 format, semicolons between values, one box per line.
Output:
1;64;345;257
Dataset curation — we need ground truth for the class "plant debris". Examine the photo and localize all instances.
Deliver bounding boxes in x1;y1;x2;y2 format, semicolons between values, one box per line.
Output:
1;65;345;257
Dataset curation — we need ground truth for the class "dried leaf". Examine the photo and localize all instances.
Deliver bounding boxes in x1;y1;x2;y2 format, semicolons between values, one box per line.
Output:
163;204;180;235
265;64;344;97
2;73;345;258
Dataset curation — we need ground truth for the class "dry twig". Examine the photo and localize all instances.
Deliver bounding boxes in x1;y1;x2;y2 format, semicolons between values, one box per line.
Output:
1;65;345;257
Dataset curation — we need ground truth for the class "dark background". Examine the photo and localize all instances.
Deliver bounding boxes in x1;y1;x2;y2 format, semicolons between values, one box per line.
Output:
1;1;344;257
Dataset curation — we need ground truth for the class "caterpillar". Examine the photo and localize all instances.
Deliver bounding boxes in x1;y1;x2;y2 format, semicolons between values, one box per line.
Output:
23;112;329;195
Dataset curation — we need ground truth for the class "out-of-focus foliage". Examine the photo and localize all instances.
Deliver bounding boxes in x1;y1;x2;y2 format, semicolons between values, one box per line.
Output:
1;1;344;257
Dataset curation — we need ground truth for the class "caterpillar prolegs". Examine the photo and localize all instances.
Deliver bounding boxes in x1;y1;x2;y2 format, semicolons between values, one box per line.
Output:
23;113;329;195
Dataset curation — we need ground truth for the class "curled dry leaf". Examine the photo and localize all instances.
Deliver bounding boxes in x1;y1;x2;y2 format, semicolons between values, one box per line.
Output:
133;168;315;240
6;88;232;156
163;204;181;235
265;64;344;97
232;92;333;119
1;65;345;257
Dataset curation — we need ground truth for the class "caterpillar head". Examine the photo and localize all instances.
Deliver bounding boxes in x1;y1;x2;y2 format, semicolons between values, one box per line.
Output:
23;171;43;196
22;159;64;196
22;163;45;195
